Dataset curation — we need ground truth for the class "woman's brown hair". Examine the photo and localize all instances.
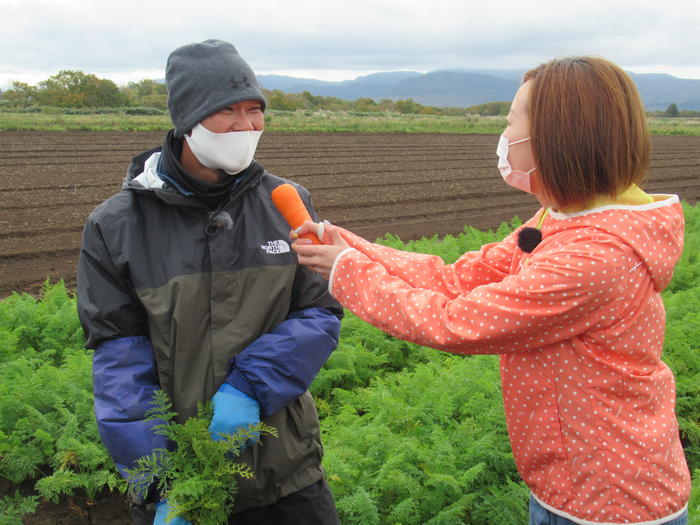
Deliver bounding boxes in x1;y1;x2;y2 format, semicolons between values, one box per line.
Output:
524;57;650;209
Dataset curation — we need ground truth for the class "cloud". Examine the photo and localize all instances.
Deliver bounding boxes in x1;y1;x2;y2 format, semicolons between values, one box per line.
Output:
1;0;699;86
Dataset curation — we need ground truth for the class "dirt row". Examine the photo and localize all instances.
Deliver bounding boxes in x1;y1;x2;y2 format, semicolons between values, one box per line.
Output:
1;130;699;297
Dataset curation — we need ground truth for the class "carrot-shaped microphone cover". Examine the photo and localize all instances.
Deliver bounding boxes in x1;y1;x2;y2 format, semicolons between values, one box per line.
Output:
271;183;321;244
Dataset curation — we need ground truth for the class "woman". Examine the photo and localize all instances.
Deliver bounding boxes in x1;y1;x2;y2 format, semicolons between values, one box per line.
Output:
292;57;690;525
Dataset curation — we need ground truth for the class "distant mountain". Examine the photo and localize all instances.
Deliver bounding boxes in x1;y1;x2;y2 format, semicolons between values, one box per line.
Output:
348;71;423;85
253;75;335;91
434;68;527;81
391;72;519;108
257;69;700;111
257;70;518;106
627;73;700;111
259;71;424;100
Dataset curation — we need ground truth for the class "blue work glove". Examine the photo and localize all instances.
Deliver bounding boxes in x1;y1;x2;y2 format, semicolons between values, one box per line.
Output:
153;500;191;524
208;383;261;449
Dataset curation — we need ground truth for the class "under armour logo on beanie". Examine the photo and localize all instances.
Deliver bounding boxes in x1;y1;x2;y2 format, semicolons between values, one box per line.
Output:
165;39;267;138
230;76;252;90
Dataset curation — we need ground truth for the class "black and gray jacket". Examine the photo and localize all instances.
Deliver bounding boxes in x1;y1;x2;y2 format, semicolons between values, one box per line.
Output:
77;146;342;512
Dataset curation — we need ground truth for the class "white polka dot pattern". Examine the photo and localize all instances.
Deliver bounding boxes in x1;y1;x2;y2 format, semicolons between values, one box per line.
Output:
331;198;690;523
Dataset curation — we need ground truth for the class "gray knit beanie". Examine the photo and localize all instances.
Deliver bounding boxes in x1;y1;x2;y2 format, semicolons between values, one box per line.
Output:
166;39;267;137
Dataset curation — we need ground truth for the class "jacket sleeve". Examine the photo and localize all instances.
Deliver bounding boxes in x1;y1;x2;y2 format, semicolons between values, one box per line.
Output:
329;231;633;355
93;336;169;477
77;212;149;349
334;217;531;297
225;186;343;417
225;307;340;417
77;214;167;477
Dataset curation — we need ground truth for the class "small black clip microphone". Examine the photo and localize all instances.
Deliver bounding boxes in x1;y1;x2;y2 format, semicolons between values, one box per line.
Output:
517;227;542;253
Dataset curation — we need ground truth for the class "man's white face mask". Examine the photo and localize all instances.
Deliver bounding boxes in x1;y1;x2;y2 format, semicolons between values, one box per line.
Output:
496;134;536;194
185;124;263;175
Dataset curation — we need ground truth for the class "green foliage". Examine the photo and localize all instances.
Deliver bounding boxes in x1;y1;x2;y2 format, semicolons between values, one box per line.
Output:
264;109;506;134
122;106;167;115
690;470;700;525
0;110;173;131
463;101;511;116
314;221;526;524
395;98;422;115
666;202;700;293
321;356;526;524
0;282;122;504
34;70;128;108
2;71;700;135
315;205;699;524
267;90;298;111
121;79;168;110
376;217;521;264
0;491;40;524
1;204;699;522
665;103;680;118
3;105;699;136
660;205;700;472
263;89;447;116
646;117;700;136
310;312;437;413
335;487;380;524
126;390;277;525
0;280;84;364
0;70;449;117
0;105;168;116
1;81;37;107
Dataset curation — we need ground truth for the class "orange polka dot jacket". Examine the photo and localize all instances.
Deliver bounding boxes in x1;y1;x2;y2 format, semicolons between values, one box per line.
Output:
328;193;690;524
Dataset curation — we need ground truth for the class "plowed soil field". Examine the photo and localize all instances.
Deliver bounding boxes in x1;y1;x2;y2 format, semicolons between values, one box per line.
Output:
1;130;699;298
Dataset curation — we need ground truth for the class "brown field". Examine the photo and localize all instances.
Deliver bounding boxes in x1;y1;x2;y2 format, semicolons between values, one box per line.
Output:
1;130;699;298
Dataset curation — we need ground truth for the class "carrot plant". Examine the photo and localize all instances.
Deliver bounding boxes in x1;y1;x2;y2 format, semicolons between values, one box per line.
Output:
314;204;700;524
126;390;277;525
0;282;122;522
1;204;699;523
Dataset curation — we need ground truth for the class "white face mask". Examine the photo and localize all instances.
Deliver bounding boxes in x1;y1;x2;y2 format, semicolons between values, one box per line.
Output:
496;134;536;193
185;124;263;175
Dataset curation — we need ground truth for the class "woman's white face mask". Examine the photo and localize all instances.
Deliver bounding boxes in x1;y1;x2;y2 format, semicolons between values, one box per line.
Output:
496;134;536;193
185;124;263;175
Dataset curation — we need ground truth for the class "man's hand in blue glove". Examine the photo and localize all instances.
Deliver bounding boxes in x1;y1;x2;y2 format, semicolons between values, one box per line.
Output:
208;383;261;449
153;500;191;524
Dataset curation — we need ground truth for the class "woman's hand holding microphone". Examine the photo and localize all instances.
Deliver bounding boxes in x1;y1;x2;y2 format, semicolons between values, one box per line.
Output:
291;221;350;280
270;183;350;280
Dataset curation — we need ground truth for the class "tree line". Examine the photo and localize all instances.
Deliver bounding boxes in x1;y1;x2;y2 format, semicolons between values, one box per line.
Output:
0;70;510;117
2;70;695;118
0;71;165;110
651;102;700;118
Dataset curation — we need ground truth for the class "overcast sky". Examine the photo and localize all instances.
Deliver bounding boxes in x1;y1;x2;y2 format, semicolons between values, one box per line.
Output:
2;0;699;88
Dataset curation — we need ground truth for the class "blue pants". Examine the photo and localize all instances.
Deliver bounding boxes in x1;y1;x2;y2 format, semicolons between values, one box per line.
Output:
528;494;688;525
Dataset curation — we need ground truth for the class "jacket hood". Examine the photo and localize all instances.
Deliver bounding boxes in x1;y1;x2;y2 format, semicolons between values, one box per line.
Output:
128;150;166;190
123;148;264;209
547;195;685;292
124;146;162;189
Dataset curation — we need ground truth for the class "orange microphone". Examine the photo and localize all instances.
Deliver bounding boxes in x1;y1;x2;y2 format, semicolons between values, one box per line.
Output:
271;184;322;244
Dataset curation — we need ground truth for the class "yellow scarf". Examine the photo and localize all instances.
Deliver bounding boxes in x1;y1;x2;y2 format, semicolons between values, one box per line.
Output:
538;184;654;228
588;184;655;208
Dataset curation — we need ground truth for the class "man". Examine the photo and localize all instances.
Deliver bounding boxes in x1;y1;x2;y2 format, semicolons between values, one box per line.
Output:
77;39;342;525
